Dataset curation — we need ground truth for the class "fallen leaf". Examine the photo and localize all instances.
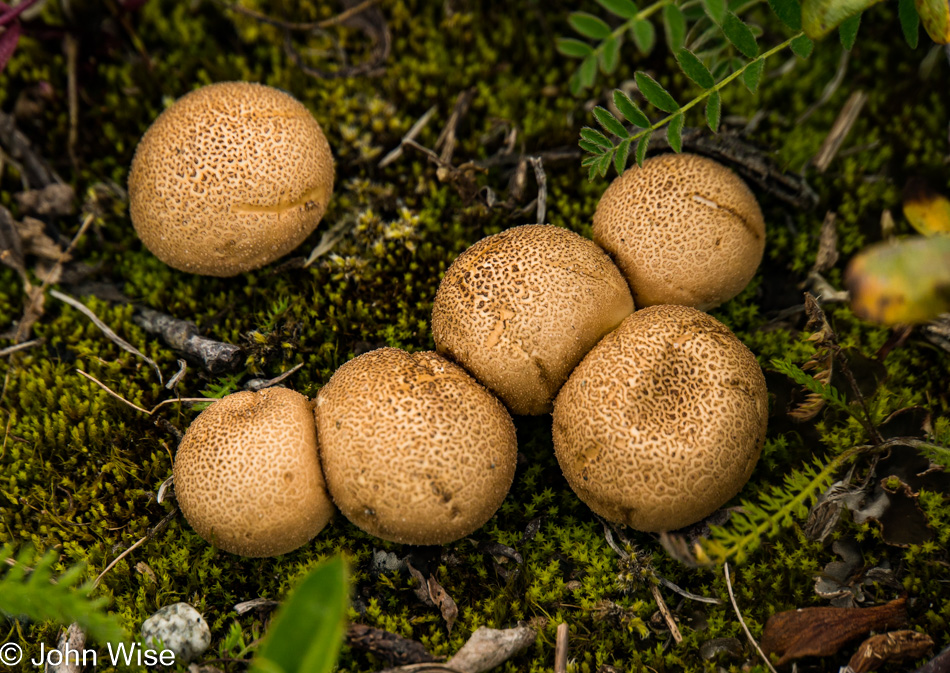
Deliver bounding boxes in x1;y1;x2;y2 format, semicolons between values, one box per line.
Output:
904;179;950;236
848;630;934;672
845;236;950;325
801;0;886;38
915;0;950;43
15;183;76;217
346;623;434;666
427;575;458;634
406;562;458;633
761;597;908;666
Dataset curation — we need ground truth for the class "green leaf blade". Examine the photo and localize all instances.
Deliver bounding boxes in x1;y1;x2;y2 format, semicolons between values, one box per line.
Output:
703;0;727;24
568;12;613;40
600;35;621;73
722;12;760;58
635;71;680;113
768;0;803;29
614;138;632;174
790;34;814;58
630;19;656;53
594;106;629;138
667;114;685;152
556;38;595;58
251;556;349;673
635;130;652;166
613;89;651;127
675;48;715;88
596;0;639;19
741;58;765;92
581;127;615;149
899;0;920;47
579;54;598;89
663;4;687;50
839;13;862;49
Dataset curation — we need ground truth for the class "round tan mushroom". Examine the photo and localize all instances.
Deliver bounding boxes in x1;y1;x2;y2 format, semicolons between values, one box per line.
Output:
129;81;334;276
592;153;765;310
552;305;767;532
173;387;334;557
315;348;517;545
431;224;635;416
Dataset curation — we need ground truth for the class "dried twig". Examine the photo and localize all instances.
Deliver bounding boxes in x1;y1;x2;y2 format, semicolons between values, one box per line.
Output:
221;0;381;31
76;369;206;416
281;0;391;79
813;90;868;173
233;598;280;616
165;359;187;390
657;576;722;605
528;156;547;224
304;217;354;266
64;34;80;168
93;507;179;588
797;49;850;125
0;110;61;189
724;562;778;673
245;362;305;392
52;289;163;384
379;105;437;168
436;89;476;171
0;338;42;357
156;476;173;505
554;623;568;673
650;583;683;644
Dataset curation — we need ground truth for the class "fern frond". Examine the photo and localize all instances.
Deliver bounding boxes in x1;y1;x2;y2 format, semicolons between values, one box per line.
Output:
702;453;856;563
0;546;126;645
770;357;856;418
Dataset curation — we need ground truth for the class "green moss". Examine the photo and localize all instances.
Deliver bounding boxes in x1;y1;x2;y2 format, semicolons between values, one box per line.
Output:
1;0;948;671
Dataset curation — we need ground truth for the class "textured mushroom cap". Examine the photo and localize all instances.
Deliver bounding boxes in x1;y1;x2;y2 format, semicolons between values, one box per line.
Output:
315;348;518;545
129;81;334;276
431;224;635;415
592;153;765;310
552;305;767;532
173;387;334;557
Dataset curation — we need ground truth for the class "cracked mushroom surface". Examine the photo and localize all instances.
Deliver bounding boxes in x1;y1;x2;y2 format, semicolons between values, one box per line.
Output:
315;348;517;545
431;224;635;415
129;81;334;276
592;153;765;310
553;305;768;532
173;387;334;557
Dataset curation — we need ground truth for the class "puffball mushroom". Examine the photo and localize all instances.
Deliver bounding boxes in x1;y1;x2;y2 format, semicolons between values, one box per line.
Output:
593;153;765;310
431;224;635;415
173;387;334;557
553;305;768;532
129;81;334;276
314;348;517;545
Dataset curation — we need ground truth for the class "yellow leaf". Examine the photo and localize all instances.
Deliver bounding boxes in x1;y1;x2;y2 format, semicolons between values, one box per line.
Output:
845;236;950;325
915;0;950;43
903;178;950;236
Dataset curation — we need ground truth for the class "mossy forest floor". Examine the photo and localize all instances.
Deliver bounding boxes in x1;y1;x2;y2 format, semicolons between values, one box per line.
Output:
1;1;949;671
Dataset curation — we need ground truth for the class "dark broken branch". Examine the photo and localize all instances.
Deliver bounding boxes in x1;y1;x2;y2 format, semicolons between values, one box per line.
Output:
649;127;818;210
0;110;61;189
133;308;244;376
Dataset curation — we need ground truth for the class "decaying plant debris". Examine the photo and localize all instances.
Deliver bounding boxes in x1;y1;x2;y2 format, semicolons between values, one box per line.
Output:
1;0;949;672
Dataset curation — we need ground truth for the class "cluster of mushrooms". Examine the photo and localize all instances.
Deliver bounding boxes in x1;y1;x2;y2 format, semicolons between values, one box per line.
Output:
129;82;768;557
